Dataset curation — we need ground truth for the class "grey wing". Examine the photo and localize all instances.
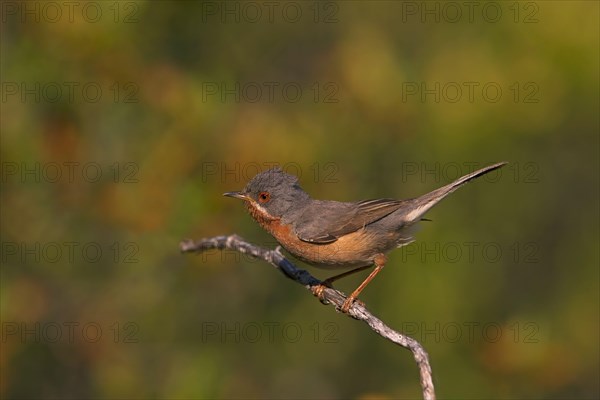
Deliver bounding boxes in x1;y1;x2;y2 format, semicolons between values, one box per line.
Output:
294;199;406;244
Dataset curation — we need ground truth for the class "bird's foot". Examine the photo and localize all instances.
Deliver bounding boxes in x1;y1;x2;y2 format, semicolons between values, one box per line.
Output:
313;280;335;305
340;296;365;313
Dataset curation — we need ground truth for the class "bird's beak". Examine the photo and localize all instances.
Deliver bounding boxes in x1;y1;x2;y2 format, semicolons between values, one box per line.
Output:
223;191;250;201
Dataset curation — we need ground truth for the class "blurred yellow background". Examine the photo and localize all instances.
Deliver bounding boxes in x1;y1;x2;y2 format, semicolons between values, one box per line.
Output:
1;1;598;399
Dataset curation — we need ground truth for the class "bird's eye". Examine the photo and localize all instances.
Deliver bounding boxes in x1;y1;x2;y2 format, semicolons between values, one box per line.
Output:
258;191;270;203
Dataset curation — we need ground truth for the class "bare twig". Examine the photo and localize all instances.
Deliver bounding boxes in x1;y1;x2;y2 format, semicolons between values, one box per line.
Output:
180;234;435;400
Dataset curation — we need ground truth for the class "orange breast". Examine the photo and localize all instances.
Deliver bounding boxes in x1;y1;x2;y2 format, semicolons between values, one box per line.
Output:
265;217;388;269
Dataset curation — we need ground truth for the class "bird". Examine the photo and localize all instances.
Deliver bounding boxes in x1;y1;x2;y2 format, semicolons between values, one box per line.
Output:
224;162;507;312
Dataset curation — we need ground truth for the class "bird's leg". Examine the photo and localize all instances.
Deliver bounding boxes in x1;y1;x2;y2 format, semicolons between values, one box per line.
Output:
312;265;371;304
323;265;373;286
341;254;387;313
313;254;388;312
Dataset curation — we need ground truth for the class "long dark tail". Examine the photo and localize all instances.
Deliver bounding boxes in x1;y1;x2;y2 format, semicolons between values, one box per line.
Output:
400;162;507;223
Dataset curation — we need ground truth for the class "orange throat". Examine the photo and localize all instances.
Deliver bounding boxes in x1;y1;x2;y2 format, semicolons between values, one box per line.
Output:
245;201;279;232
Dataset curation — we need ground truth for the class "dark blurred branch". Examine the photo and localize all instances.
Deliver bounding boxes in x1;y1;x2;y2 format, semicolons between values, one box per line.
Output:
180;234;435;400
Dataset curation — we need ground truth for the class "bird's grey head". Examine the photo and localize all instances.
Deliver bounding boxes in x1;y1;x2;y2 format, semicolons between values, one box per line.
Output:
224;168;309;218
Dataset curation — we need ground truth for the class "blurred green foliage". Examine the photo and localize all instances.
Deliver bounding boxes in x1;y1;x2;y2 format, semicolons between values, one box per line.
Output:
1;1;598;399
